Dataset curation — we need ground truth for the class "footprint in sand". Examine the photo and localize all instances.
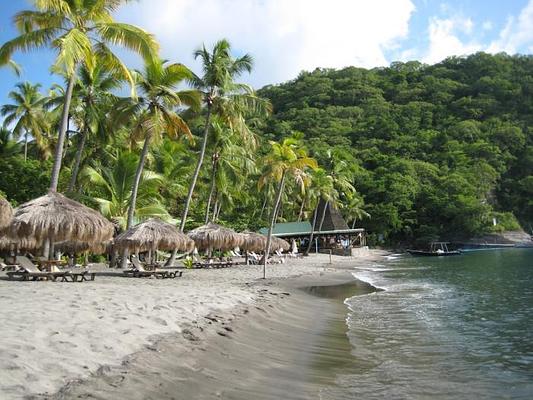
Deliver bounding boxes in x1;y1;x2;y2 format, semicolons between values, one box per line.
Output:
150;317;168;326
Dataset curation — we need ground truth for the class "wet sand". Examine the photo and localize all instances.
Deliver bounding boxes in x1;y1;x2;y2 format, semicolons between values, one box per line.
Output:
0;250;388;399
51;273;379;400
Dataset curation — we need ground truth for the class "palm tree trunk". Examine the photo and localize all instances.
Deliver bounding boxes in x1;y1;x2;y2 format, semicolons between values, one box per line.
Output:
67;126;88;192
304;202;319;256
263;172;285;279
120;132;152;269
318;200;329;231
259;195;268;220
352;219;356;229
204;153;218;224
50;73;76;192
127;133;152;229
298;196;305;222
180;105;212;231
167;105;212;267
23;131;28;161
214;198;222;221
274;199;282;223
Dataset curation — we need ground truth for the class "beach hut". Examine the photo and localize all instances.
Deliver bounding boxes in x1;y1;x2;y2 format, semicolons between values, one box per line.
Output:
114;218;194;263
0;198;13;230
188;222;244;254
9;191;114;257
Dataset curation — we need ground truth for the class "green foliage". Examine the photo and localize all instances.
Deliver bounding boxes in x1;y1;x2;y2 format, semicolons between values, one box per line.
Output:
258;53;533;242
489;212;521;232
0;157;50;205
183;256;194;269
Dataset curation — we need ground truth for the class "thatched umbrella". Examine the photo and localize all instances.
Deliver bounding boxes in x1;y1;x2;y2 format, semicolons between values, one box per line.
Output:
0;198;13;230
54;240;111;255
10;191;114;249
241;232;267;253
188;222;244;252
114;219;194;256
271;236;290;252
0;235;39;252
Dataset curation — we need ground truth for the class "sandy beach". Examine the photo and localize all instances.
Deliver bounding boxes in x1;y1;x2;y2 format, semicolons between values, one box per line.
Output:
0;250;387;399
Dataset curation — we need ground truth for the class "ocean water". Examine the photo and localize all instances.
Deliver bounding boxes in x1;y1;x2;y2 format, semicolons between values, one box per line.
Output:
323;249;533;400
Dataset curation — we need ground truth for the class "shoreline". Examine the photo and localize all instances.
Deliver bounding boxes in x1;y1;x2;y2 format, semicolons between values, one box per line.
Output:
0;250;388;399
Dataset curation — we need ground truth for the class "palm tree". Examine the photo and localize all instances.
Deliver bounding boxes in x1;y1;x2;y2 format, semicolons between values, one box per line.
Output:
0;127;22;157
304;168;338;256
204;119;258;223
80;150;170;229
66;60;124;192
180;38;269;231
0;0;159;191
343;194;370;228
116;59;200;230
1;82;49;161
259;138;317;278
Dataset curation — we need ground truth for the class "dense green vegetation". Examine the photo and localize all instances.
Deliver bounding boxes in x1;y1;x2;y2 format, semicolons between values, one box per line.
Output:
258;53;533;243
0;0;531;247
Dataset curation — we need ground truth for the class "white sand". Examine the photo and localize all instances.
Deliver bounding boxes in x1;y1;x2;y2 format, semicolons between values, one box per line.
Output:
0;251;384;399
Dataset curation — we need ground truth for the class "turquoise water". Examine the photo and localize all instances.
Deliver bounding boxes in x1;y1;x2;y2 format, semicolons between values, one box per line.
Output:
325;249;533;399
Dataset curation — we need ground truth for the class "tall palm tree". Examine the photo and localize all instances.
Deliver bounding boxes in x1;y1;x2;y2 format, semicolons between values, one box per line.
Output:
204;119;258;223
66;59;124;192
1;82;49;160
259;138;317;278
0;0;159;191
180;38;269;232
116;59;200;230
80;150;170;229
304;168;338;256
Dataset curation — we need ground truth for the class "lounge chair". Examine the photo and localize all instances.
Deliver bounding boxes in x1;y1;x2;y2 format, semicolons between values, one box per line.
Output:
123;257;181;278
275;250;287;263
6;256;70;281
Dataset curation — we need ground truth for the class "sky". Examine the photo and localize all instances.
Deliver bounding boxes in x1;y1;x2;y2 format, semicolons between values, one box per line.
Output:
0;0;532;108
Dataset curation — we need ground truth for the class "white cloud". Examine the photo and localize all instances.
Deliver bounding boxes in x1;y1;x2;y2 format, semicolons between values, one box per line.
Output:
482;20;493;31
422;16;481;64
116;0;415;87
487;0;533;54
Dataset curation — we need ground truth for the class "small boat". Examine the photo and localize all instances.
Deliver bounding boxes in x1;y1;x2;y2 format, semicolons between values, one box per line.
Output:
407;242;461;257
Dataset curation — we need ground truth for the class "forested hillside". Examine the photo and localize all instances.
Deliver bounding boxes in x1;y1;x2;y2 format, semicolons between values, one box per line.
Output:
258;52;533;243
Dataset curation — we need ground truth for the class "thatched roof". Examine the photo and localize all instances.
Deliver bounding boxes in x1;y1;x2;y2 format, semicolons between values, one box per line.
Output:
0;198;13;230
271;236;290;251
114;218;194;253
10;191;114;244
312;199;349;231
188;222;244;251
0;235;38;251
241;231;267;252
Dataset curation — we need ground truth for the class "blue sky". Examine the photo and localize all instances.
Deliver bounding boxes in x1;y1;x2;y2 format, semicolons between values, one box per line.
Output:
1;0;532;109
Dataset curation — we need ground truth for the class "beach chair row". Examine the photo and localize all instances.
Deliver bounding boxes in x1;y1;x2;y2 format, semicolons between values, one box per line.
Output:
2;256;95;282
122;256;182;278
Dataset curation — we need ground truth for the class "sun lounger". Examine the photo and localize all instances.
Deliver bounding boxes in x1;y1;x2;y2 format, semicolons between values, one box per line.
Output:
123;257;181;278
6;256;70;281
61;269;96;282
